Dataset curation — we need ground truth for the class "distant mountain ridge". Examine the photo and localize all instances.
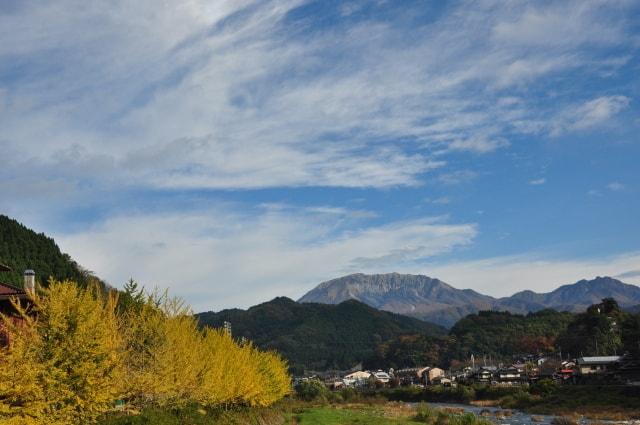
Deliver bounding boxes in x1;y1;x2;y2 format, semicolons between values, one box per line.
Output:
299;273;640;327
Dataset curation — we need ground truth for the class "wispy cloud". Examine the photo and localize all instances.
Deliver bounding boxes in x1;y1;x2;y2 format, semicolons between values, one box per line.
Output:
438;170;478;185
424;251;640;297
429;197;453;205
616;269;640;280
529;178;546;186
552;95;631;135
1;0;636;192
607;181;625;192
2;0;638;310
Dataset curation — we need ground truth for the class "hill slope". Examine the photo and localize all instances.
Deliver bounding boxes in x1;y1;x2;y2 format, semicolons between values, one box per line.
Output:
0;215;99;288
299;273;640;328
196;296;446;373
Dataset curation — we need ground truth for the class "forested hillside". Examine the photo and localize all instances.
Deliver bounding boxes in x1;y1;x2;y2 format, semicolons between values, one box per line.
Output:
198;296;640;373
0;215;98;288
196;297;446;374
446;309;575;363
557;298;640;358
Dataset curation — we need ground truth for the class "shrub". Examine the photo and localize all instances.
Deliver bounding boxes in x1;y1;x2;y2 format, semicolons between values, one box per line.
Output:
294;380;329;402
339;387;359;402
414;402;436;422
530;378;558;396
458;385;476;403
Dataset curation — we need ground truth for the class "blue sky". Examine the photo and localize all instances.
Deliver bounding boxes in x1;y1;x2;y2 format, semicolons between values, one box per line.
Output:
1;0;639;312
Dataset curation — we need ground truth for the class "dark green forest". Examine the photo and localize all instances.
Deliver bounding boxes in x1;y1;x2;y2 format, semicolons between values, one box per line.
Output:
199;299;640;373
196;297;446;374
0;214;99;288
447;309;575;362
556;298;640;358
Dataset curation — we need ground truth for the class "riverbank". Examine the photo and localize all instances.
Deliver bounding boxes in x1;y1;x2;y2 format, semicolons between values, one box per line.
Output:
96;382;640;424
380;384;640;420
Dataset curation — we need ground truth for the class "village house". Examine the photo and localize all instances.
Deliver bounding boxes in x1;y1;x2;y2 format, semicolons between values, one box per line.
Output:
425;367;445;385
496;366;526;385
471;366;496;384
430;375;454;387
343;371;372;388
393;367;430;386
372;370;391;384
0;265;35;345
577;356;621;376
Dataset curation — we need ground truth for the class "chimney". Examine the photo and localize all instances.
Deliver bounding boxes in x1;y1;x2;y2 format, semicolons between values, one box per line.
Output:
23;269;35;293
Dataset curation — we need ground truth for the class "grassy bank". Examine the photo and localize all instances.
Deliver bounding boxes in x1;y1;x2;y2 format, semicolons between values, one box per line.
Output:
500;385;640;419
97;401;494;425
288;403;493;425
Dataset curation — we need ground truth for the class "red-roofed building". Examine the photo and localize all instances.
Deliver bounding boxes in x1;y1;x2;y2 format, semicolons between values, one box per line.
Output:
0;281;27;301
0;264;33;345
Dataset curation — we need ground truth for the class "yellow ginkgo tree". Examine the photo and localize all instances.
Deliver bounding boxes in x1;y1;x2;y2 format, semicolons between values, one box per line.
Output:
0;281;122;425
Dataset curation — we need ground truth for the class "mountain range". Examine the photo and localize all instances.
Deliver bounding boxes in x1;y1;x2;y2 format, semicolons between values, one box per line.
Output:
298;273;640;327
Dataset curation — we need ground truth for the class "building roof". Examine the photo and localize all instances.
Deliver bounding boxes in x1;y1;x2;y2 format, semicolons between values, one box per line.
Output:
577;356;621;365
0;282;26;300
344;371;371;380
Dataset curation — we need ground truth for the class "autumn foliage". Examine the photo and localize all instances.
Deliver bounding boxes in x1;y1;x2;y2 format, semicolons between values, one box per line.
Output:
0;281;290;425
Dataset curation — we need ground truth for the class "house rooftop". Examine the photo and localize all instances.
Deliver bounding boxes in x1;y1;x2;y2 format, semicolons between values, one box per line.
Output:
577;356;621;364
0;282;26;299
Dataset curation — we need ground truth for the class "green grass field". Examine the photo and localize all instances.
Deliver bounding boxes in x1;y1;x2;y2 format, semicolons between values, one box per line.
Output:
288;406;424;424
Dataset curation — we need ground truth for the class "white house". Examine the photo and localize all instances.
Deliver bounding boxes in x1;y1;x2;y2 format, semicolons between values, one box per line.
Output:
372;370;391;384
343;371;372;387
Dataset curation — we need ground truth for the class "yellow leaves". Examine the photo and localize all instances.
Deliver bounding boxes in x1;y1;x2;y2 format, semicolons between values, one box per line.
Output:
0;280;291;424
122;298;291;410
0;280;123;425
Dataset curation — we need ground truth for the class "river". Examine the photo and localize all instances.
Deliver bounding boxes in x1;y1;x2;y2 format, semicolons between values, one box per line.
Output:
428;402;632;425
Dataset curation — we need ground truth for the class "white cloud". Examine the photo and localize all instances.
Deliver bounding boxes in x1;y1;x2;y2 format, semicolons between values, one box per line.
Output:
430;197;453;205
424;251;640;297
529;178;546;185
55;207;477;311
552;95;631;135
437;170;478;185
607;181;625;192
